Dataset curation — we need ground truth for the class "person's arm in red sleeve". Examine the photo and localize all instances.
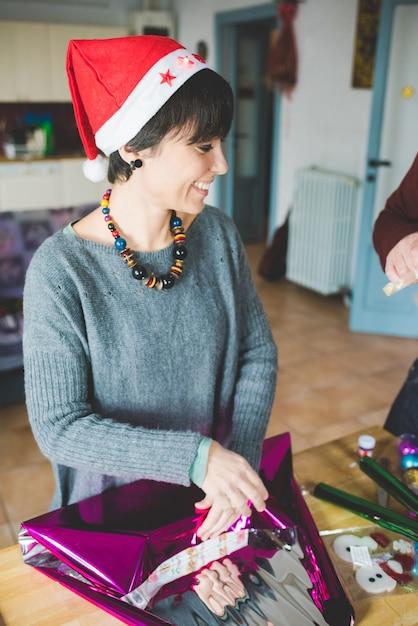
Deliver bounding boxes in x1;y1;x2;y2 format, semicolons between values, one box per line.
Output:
373;153;418;280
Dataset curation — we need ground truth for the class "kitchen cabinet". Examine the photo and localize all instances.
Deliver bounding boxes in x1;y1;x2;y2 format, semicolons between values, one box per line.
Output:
0;161;61;210
0;21;51;102
60;158;105;206
0;158;106;212
0;21;127;102
0;23;19;101
15;23;51;101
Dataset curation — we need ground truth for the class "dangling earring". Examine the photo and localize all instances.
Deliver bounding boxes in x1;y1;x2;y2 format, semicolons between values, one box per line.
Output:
130;158;143;171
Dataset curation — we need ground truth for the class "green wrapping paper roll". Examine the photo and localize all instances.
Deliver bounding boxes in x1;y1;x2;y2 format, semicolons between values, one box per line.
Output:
313;482;418;542
359;456;418;514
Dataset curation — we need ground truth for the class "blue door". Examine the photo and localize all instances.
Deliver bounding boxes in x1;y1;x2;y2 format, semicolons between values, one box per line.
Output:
216;4;281;244
350;0;418;337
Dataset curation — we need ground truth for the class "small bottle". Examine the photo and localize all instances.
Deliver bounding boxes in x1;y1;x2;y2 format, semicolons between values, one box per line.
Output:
403;468;418;496
357;434;376;458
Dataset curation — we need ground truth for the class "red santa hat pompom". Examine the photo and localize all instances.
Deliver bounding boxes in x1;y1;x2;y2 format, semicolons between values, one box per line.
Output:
66;35;207;181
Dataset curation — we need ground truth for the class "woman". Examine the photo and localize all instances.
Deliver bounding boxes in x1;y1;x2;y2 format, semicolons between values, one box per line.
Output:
23;35;278;541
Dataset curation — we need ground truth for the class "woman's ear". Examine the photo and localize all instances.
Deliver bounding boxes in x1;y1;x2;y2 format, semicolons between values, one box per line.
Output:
118;145;146;165
118;142;161;165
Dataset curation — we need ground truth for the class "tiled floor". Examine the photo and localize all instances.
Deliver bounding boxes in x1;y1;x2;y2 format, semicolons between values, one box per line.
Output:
1;244;417;549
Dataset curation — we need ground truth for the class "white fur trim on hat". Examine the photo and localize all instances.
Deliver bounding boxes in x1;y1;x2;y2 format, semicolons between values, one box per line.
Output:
95;48;207;156
82;155;108;182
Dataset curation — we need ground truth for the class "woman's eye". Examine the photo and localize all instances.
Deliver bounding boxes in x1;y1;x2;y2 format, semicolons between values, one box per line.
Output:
197;144;213;153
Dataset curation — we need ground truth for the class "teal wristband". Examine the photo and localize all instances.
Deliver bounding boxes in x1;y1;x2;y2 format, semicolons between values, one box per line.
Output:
190;436;212;488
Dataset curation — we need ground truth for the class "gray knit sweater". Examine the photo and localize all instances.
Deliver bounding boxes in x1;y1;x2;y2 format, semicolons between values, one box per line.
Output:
23;205;277;508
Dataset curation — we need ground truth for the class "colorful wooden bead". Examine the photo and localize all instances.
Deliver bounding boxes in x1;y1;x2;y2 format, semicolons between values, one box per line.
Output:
174;245;187;260
170;265;182;277
161;274;175;289
132;265;148;280
115;237;127;251
146;275;157;289
170;215;182;229
122;252;135;264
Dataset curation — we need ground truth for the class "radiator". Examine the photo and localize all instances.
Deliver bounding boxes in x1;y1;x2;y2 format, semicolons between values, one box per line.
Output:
286;167;359;295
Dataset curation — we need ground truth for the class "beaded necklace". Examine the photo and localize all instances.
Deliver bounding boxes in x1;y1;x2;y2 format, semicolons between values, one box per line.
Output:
101;189;187;291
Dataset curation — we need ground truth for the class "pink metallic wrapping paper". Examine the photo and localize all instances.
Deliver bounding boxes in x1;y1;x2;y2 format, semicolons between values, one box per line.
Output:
19;433;354;625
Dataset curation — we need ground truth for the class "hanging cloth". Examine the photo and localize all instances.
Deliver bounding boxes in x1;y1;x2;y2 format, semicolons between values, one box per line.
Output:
266;1;298;96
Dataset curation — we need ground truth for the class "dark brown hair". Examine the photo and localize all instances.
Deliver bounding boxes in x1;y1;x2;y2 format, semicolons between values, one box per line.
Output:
107;69;233;183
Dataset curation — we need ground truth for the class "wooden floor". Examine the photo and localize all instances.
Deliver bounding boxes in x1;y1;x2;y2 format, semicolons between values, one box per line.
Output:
0;243;417;550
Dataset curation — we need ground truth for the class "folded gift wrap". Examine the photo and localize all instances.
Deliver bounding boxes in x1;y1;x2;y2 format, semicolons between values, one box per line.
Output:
19;434;354;625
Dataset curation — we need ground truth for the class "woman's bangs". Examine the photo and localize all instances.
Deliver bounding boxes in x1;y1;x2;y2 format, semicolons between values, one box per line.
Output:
175;70;233;144
186;99;233;144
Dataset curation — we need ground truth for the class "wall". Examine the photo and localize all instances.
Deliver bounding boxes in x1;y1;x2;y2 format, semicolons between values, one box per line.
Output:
174;0;373;228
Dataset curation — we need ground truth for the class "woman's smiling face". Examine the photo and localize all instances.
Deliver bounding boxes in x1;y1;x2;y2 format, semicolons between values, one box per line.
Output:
131;130;228;215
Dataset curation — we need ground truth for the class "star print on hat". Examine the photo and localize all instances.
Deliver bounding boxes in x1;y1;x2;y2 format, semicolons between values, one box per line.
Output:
66;35;207;181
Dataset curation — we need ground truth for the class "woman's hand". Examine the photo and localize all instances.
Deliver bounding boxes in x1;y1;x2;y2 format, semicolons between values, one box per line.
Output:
194;441;268;541
193;559;246;616
385;232;418;283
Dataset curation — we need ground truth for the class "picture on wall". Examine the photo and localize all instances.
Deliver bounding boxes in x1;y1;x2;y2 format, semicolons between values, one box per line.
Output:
352;0;381;89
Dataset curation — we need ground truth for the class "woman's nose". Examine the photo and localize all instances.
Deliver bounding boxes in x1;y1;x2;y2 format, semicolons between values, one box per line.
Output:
211;144;228;176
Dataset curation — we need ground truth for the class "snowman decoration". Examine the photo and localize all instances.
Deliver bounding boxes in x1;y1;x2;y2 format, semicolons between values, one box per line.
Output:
332;534;413;594
354;560;403;594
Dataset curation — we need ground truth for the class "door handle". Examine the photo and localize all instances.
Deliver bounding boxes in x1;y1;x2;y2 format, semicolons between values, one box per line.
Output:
368;158;392;167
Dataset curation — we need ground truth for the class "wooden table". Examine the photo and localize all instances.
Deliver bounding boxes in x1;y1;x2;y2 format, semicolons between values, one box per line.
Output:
0;426;416;625
293;425;417;626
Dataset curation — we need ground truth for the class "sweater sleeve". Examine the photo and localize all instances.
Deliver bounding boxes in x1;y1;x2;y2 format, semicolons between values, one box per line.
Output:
228;237;278;470
373;153;418;270
23;254;202;486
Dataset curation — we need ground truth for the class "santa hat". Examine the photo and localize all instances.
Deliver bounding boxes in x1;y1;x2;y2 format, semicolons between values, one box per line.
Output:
66;35;207;181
